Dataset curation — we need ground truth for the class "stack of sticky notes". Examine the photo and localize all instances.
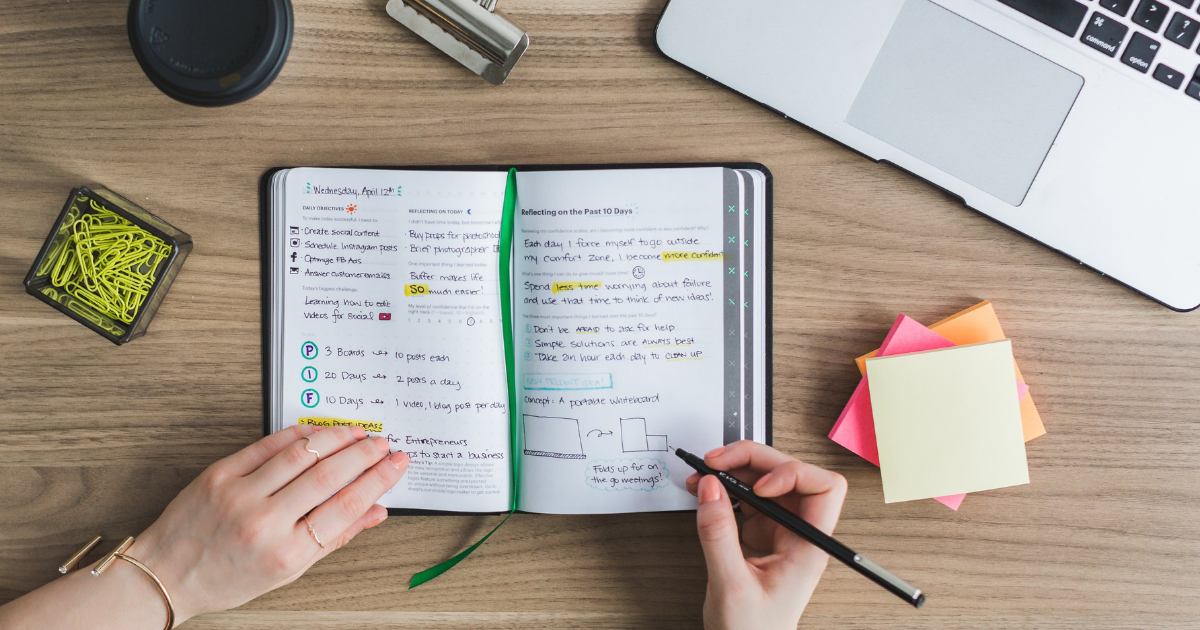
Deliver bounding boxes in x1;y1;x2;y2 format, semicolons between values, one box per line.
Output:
829;302;1044;510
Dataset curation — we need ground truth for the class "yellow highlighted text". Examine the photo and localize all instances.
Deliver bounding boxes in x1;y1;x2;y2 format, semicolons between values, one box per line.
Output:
299;417;384;433
405;284;430;297
552;281;602;294
662;251;723;262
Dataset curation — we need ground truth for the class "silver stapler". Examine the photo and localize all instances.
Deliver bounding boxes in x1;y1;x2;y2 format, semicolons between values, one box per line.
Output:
386;0;529;85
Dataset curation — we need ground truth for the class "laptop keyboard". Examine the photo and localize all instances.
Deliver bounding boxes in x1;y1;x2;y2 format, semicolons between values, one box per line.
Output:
995;0;1200;101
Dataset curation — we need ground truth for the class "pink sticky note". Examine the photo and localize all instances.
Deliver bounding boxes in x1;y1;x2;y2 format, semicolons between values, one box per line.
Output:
829;315;953;465
829;314;1026;511
829;379;879;465
878;313;957;356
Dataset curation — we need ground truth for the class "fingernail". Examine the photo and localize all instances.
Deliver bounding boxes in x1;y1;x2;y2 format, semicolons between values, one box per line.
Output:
312;426;324;432
373;437;390;454
753;473;772;490
364;505;389;529
351;426;367;440
387;451;409;471
699;478;721;504
704;446;726;459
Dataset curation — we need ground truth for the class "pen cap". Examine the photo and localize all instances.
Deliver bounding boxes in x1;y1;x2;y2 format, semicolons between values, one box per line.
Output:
127;0;294;106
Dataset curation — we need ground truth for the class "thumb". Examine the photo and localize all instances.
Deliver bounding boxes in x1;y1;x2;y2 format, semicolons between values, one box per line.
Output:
695;475;751;588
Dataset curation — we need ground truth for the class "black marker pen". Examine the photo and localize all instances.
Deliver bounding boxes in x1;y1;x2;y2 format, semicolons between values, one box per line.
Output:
676;448;926;609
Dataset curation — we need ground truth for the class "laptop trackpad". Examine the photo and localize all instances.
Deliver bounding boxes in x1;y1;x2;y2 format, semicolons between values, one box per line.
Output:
846;0;1083;206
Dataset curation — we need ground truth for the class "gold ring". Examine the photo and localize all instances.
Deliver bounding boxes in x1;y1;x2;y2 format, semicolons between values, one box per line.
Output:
303;515;325;549
302;436;321;461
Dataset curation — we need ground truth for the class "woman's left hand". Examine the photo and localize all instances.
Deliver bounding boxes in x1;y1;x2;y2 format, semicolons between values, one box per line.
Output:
127;424;408;623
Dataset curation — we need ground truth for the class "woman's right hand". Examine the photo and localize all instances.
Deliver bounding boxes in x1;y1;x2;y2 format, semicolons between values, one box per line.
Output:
686;441;848;630
128;424;409;623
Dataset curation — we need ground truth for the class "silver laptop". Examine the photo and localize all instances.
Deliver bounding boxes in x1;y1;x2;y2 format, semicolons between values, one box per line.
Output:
657;0;1200;311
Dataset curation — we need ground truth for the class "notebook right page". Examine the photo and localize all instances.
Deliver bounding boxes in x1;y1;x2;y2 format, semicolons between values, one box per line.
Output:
513;167;767;514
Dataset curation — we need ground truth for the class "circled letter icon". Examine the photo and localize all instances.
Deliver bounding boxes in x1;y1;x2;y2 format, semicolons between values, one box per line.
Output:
301;341;319;360
301;389;320;408
301;366;318;383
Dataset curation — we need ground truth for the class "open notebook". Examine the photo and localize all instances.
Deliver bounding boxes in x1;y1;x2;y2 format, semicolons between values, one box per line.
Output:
262;165;771;515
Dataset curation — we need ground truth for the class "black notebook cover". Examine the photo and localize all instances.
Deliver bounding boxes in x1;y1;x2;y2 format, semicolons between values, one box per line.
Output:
259;163;773;515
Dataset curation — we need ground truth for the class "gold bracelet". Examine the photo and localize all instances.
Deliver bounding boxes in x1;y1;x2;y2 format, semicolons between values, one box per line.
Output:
59;536;176;630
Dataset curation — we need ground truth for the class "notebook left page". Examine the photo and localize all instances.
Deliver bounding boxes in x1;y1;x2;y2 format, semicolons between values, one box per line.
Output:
273;167;512;513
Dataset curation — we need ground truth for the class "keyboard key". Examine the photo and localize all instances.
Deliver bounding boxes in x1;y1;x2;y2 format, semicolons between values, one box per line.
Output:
1082;12;1130;56
1188;66;1200;101
1154;63;1186;88
1165;13;1200;48
1122;32;1162;72
996;0;1089;36
1099;0;1136;16
1168;0;1194;8
1132;0;1170;32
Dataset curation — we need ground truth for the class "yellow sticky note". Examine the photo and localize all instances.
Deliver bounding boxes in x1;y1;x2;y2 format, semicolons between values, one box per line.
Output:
856;301;1046;441
867;340;1029;503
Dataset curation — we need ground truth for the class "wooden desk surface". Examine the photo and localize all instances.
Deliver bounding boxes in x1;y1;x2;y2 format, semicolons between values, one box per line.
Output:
2;0;1199;627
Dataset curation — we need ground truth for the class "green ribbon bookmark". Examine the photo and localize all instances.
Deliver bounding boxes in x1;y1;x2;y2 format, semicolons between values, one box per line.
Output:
409;168;520;590
408;511;514;588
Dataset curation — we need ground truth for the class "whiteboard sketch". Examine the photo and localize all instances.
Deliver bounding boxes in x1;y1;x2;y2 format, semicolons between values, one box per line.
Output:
523;414;586;459
620;417;668;453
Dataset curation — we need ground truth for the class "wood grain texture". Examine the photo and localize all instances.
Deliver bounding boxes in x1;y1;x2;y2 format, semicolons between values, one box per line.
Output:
2;0;1199;627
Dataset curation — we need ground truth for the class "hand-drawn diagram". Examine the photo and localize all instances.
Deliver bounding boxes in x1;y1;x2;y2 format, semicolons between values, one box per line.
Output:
620;417;668;453
523;414;586;459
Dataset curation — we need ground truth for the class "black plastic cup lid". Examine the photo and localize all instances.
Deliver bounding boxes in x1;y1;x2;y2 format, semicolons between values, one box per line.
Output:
128;0;293;107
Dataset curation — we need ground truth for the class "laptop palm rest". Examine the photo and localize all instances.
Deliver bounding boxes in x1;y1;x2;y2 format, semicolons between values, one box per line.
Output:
846;0;1083;206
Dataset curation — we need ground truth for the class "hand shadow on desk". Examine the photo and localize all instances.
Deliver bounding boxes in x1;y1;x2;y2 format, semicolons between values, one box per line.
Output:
381;512;707;627
556;512;707;628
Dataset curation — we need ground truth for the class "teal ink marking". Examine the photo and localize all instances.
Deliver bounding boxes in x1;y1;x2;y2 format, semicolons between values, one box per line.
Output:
301;366;318;383
300;389;320;408
301;341;319;360
522;373;613;391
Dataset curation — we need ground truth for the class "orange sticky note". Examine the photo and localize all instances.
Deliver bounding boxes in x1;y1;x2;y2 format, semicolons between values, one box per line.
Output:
856;302;1045;441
